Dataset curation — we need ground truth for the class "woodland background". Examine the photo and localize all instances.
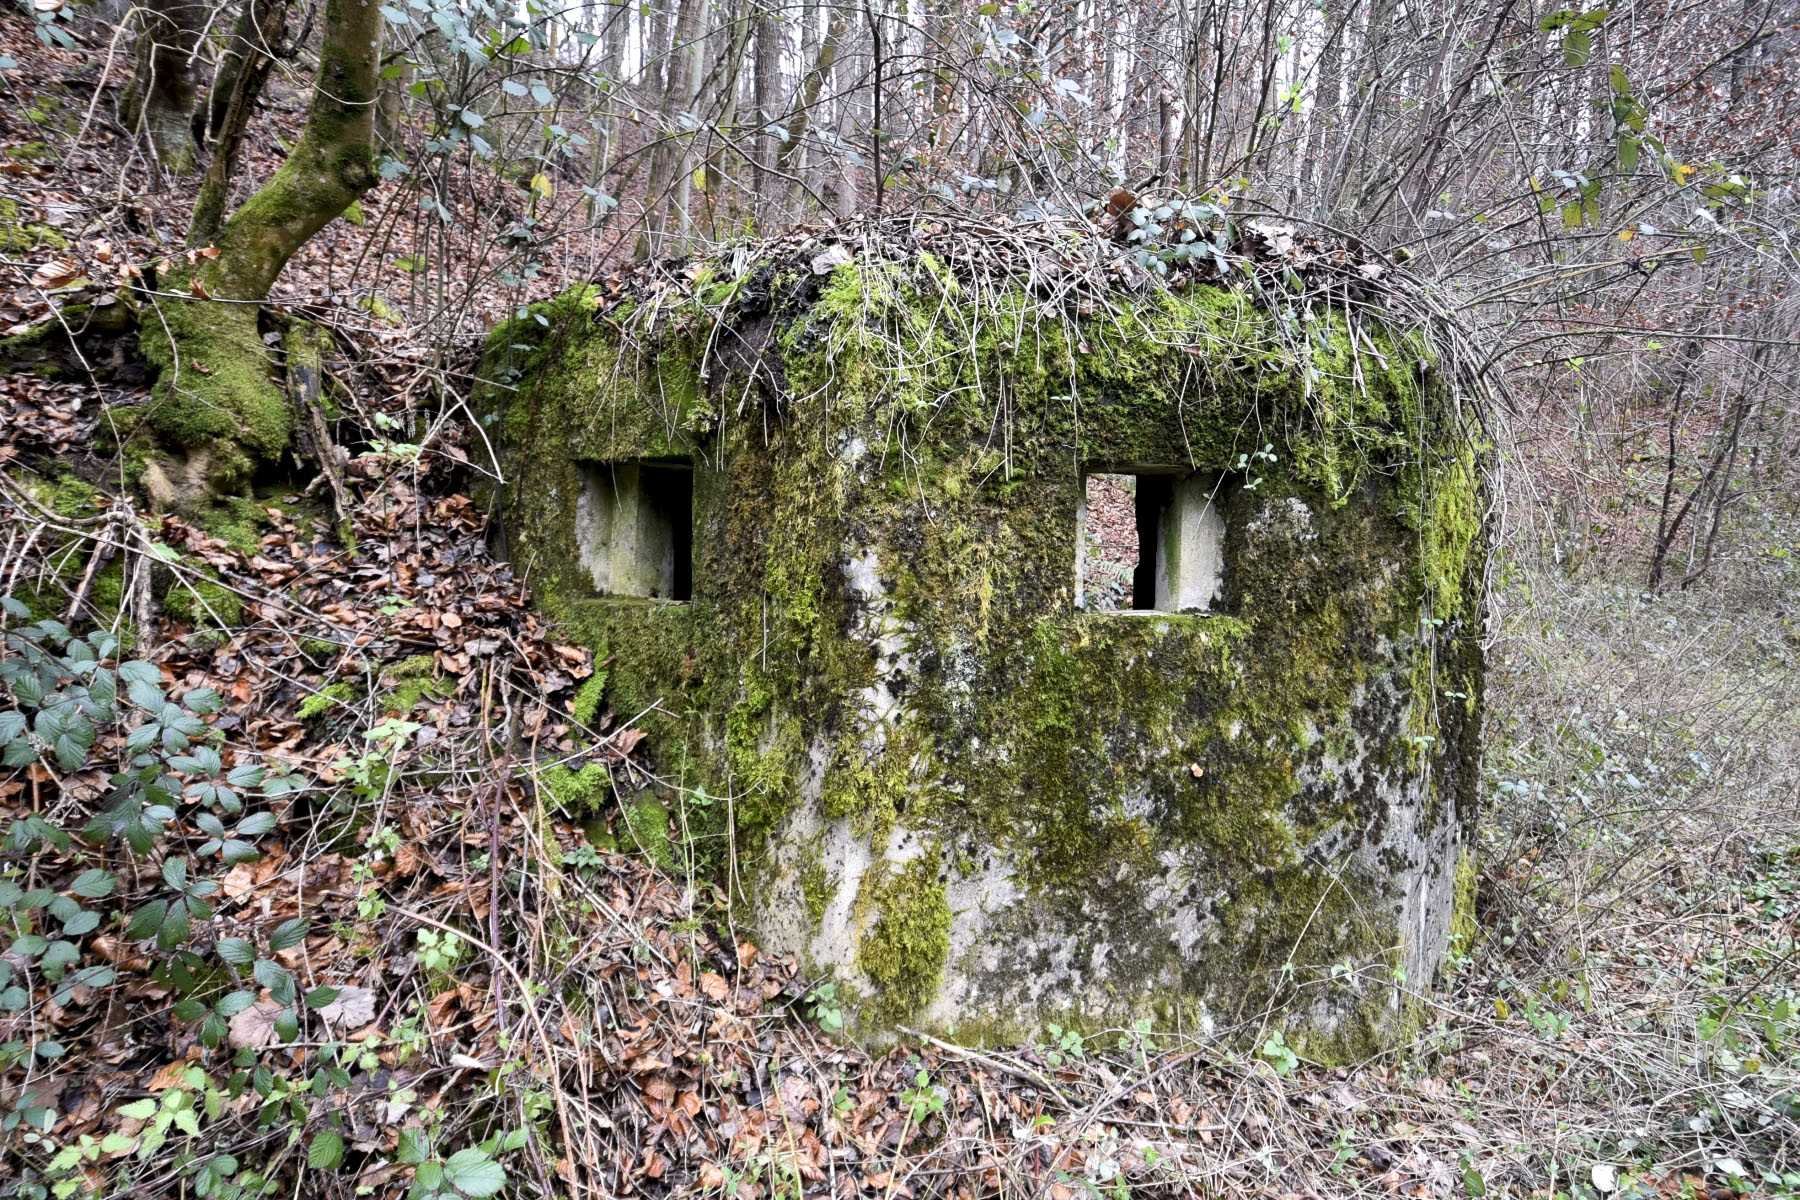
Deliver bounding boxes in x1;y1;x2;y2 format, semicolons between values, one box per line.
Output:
0;0;1798;1197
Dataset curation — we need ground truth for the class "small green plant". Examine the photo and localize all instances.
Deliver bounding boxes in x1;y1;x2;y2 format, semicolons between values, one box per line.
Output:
1259;1029;1299;1074
392;1126;514;1198
806;981;845;1034
0;611;309;1115
1117;1017;1158;1067
564;840;604;874
900;1067;946;1124
416;928;466;974
1040;1022;1086;1067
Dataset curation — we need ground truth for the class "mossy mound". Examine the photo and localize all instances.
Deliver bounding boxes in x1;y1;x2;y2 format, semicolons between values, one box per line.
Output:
476;222;1487;1056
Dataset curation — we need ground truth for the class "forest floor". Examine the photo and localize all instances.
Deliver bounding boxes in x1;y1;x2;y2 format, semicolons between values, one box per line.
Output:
5;11;1800;1199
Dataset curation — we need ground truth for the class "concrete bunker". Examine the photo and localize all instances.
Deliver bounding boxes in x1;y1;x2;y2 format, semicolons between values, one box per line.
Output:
479;230;1486;1057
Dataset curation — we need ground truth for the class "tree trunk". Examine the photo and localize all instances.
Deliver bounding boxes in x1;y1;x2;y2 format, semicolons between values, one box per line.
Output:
775;2;847;211
190;0;294;242
141;0;385;501
125;0;207;175
752;4;783;225
637;0;708;257
196;0;290;145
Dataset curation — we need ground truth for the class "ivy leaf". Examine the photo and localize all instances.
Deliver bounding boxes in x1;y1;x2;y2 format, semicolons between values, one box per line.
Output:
118;661;160;687
215;989;257;1017
158;903;191;950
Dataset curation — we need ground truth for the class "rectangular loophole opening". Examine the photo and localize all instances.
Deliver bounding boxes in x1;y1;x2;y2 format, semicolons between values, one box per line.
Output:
1077;470;1223;613
575;461;693;601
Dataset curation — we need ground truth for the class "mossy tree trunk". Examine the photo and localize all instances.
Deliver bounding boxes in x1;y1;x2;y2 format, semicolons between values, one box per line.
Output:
123;0;207;175
140;0;383;503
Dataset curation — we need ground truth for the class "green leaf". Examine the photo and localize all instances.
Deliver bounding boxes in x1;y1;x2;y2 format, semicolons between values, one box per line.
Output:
118;660;160;686
118;1099;157;1120
443;1148;507;1197
216;989;258;1017
69;868;115;898
1619;135;1639;172
235;811;276;837
125;900;168;941
397;1127;431;1165
216;937;256;965
158;903;191;950
309;1129;346;1170
1562;28;1590;66
269;918;309;951
253;958;291;993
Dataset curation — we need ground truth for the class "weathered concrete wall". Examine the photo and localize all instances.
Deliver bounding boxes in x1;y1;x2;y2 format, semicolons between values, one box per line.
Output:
477;244;1485;1057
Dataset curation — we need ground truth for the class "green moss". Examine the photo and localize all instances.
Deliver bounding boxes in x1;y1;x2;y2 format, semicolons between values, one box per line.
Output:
539;761;609;813
0;196;67;253
35;474;101;518
569;671;608;726
298;682;359;720
380;654;448;713
854;854;951;1027
800;859;832;925
162;575;243;627
1449;847;1479;958
581;813;618;852
621;794;675;869
139;290;291;490
25;95;73;132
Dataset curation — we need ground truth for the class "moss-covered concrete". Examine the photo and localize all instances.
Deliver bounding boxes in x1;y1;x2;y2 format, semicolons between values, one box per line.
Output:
476;241;1486;1054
